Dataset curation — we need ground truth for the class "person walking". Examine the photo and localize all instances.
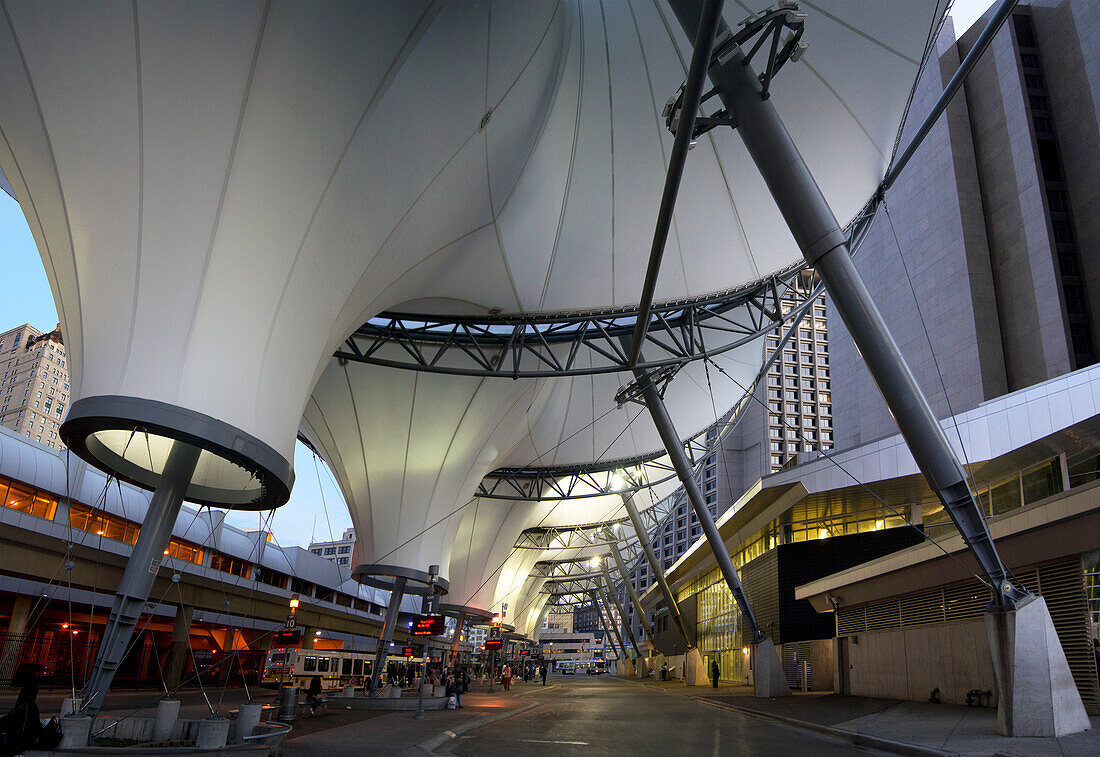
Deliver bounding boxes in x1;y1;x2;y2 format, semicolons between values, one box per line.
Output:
710;658;720;688
502;663;512;691
540;664;547;686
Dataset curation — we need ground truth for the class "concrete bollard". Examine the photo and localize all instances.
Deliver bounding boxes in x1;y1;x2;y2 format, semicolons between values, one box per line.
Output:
152;698;180;742
342;685;355;697
195;716;231;750
277;685;299;722
233;703;264;744
387;684;402;698
59;697;82;718
60;715;93;748
433;684;446;697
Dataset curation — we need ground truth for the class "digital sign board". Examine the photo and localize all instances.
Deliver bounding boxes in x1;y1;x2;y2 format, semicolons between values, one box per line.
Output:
402;647;415;657
519;649;530;657
484;638;503;650
411;614;446;636
273;629;301;647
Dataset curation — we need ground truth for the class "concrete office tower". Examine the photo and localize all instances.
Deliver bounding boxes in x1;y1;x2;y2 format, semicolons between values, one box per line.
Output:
0;324;70;449
309;527;357;567
830;3;1100;449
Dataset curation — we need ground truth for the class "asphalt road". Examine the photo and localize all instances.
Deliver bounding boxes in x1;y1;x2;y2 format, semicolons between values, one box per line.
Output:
445;676;879;757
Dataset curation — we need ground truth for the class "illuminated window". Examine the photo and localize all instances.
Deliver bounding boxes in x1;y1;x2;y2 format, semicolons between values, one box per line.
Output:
0;477;58;520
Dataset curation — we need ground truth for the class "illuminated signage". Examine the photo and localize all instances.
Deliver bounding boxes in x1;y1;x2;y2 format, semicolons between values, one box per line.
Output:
402;647;415;657
411;614;446;636
273;629;301;647
519;649;530;657
484;638;503;650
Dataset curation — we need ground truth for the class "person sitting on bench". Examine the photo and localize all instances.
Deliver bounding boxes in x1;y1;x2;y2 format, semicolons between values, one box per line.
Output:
305;675;325;715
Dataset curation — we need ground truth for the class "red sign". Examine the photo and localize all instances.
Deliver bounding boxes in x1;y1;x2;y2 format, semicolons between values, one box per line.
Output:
484;638;503;650
402;647;415;657
273;629;301;647
519;649;530;657
411;614;446;636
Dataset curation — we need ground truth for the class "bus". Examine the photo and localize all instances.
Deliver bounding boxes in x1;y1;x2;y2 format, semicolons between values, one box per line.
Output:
261;649;372;689
261;649;429;690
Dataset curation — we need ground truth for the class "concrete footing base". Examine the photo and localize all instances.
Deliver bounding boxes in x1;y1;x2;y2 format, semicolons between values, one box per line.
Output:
753;638;791;698
232;703;264;744
985;595;1090;737
195;717;230;750
153;699;181;742
60;715;93;748
684;648;705;686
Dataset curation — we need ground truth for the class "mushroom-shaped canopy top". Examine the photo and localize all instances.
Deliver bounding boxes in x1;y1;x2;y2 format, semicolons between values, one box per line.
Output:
0;0;946;508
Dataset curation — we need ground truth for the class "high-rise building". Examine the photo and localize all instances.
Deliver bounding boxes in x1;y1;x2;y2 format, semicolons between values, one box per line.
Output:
829;3;1100;448
308;527;357;567
621;272;830;640
0;323;69;449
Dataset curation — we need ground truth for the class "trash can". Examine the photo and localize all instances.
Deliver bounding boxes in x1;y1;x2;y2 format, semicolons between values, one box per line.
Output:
277;685;299;722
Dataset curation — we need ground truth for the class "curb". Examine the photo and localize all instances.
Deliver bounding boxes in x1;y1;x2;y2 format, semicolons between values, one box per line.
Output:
694;698;959;757
411;701;542;755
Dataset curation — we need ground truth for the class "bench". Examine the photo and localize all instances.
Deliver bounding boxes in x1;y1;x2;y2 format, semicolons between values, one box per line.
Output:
297;697;329;718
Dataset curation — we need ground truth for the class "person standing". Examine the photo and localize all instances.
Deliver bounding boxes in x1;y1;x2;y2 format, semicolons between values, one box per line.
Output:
502;663;512;691
540;664;547;686
710;658;720;688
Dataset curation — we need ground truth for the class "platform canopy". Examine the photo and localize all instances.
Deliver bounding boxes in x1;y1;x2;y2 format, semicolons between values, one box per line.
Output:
1;0;947;530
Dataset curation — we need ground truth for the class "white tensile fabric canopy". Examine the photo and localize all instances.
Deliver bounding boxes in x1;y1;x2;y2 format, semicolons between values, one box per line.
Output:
1;0;948;597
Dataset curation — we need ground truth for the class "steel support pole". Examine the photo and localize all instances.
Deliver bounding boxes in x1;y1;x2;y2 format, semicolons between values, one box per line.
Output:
81;440;201;720
629;0;725;366
600;565;643;658
619;491;694;648
448;611;466;665
590;592;627;665
369;576;406;697
666;0;1021;607
627;357;765;641
604;530;655;641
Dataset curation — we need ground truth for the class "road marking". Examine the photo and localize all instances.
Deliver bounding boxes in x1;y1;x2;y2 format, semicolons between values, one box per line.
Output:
520;739;589;745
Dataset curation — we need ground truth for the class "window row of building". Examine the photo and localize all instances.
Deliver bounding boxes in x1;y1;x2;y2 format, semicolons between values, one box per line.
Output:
0;473;387;617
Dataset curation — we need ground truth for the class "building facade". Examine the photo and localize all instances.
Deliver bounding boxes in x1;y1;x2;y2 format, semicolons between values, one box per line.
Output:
829;2;1100;449
308;527;357;566
0;323;69;449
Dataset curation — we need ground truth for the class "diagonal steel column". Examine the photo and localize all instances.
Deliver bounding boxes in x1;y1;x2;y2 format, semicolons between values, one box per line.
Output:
599;563;643;658
619;490;694;649
666;0;1022;607
369;576;406;697
81;440;201;721
624;347;765;641
590;591;629;665
448;611;467;665
603;527;655;642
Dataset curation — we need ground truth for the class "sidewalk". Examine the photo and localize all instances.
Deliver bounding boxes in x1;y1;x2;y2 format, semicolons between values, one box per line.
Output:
696;685;1099;756
620;678;1099;756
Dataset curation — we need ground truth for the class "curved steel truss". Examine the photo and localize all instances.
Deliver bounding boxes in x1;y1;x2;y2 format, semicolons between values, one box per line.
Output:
477;454;676;501
336;263;812;378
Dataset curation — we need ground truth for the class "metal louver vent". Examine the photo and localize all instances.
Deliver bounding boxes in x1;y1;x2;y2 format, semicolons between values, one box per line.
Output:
864;600;901;632
836;606;865;636
943;583;990;622
781;641;813;690
1037;560;1099;706
900;590;945;627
